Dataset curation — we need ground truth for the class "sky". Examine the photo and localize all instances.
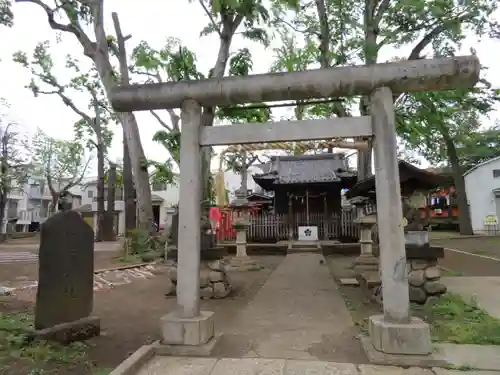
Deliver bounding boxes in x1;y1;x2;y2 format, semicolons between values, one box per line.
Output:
0;1;499;174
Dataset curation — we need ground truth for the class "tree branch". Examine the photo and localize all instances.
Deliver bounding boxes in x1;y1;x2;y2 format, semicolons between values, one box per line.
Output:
93;0;109;60
112;12;131;83
62;155;92;192
16;0;96;56
33;74;95;129
198;0;222;38
274;16;310;34
16;0;73;33
391;13;475;104
150;111;173;132
373;0;390;25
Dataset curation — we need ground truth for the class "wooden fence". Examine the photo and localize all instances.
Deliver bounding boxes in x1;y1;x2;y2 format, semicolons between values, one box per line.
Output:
217;209;360;243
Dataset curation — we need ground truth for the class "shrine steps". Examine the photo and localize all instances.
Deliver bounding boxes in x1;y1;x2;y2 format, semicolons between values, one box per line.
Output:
286;240;321;254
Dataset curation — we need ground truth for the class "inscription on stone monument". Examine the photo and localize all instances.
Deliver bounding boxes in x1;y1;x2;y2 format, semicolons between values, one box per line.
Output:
35;210;99;343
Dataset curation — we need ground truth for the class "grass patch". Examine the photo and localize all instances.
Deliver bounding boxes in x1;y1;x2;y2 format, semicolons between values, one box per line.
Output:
0;311;96;374
440;268;464;277
248;265;265;271
118;254;142;263
414;293;500;345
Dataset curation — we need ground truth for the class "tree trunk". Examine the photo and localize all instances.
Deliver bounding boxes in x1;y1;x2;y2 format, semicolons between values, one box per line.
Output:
50;193;58;215
0;144;7;236
200;30;235;206
102;163;117;241
122;113;154;233
0;192;6;238
123;136;136;236
111;13;154;234
357;0;378;180
444;136;474;235
95;143;106;242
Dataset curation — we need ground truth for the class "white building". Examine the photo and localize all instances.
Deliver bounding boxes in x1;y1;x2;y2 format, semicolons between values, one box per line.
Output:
2;175;82;233
2;167;265;235
76;179;170;236
464;156;500;233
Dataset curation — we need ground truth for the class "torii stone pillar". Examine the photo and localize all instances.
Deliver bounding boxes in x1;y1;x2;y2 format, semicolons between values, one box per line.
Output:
160;100;216;348
369;87;431;355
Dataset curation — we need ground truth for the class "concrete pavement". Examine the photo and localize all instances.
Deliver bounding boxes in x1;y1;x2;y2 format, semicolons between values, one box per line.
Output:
135;357;500;375
212;253;365;362
442;276;500;319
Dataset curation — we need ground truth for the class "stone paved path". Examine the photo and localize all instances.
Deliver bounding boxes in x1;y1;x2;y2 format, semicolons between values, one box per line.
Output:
136;357;500;375
0;251;37;264
213;253;366;363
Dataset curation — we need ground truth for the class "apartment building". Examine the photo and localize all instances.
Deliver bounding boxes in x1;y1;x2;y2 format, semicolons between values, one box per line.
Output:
76;177;179;236
2;175;82;233
2;168;255;235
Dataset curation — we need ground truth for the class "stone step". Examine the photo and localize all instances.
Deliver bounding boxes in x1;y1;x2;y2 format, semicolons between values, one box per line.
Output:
288;241;320;249
126;355;444;375
286;247;321;254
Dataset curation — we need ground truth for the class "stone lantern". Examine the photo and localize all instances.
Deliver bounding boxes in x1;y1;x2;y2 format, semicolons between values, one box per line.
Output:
226;188;257;270
351;197;379;284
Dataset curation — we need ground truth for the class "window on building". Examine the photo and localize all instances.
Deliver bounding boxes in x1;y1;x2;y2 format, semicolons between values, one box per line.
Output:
152;182;167;191
493;169;500;178
88;190;94;198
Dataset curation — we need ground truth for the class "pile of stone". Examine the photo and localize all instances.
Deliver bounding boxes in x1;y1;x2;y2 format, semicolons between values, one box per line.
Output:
167;259;233;299
372;258;446;305
407;259;447;304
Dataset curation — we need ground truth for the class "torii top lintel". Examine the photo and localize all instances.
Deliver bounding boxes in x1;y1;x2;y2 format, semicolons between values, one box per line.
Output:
110;55;480;112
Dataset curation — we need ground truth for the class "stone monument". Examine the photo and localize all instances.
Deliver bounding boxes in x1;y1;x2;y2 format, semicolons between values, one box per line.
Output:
34;210;100;343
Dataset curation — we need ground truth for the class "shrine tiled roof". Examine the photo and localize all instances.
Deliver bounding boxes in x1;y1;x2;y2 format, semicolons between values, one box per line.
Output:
253;154;355;189
345;160;452;199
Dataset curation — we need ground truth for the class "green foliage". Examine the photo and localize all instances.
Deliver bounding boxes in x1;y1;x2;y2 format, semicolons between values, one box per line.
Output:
269;0;500;171
127;228;166;255
396;79;500;169
0;0;13;27
194;0;299;46
149;159;177;185
13;41;114;153
31;129;90;195
131;38;204;82
130;38;203;180
215;49;271;175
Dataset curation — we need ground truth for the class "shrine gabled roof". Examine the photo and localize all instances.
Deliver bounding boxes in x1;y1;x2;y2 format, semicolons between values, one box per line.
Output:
253;154;355;189
345;160;453;199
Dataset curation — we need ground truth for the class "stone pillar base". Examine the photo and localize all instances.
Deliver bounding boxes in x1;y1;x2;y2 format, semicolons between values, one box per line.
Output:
369;314;431;355
160;310;215;346
353;254;379;270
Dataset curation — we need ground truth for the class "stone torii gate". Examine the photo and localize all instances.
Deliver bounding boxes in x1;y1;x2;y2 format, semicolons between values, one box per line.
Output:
110;56;479;356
